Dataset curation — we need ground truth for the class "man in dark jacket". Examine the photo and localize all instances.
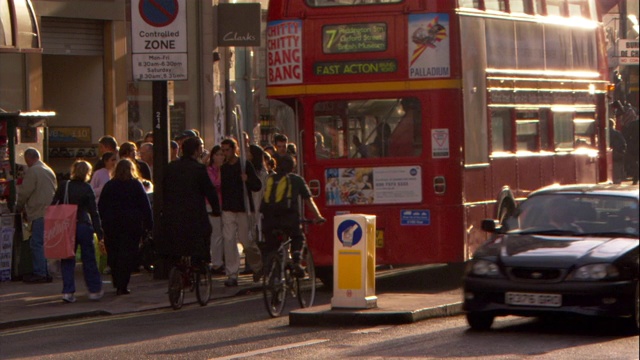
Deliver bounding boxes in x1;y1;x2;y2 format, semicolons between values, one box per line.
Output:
160;137;220;264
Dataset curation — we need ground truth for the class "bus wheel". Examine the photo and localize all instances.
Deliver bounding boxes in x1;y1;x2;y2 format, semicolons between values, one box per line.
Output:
316;266;333;289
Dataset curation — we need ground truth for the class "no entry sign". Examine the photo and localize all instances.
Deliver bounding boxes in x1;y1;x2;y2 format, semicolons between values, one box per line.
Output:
131;0;188;81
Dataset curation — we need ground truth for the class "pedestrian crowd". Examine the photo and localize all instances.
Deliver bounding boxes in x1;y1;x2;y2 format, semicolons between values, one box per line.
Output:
16;128;324;304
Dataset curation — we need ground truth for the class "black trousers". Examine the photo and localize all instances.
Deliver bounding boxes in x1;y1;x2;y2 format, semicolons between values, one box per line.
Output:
105;233;140;291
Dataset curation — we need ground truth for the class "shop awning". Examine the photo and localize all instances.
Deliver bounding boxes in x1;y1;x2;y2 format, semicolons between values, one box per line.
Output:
0;0;41;53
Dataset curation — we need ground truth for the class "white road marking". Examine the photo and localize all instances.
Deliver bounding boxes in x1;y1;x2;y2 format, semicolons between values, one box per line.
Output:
209;338;330;360
350;325;392;334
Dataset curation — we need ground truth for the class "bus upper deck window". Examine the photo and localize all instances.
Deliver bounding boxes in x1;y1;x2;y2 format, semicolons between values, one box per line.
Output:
305;0;402;7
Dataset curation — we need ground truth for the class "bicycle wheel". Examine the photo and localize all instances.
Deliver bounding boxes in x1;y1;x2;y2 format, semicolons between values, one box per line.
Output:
195;263;212;306
168;266;185;310
296;247;316;308
263;255;287;317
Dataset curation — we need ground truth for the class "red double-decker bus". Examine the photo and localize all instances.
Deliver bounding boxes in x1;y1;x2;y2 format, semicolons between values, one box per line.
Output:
266;0;611;284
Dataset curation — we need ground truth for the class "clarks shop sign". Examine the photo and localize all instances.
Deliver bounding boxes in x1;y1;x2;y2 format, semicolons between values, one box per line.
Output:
217;3;261;47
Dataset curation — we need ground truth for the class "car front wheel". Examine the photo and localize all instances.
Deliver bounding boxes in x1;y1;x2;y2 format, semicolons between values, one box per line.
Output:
466;312;495;331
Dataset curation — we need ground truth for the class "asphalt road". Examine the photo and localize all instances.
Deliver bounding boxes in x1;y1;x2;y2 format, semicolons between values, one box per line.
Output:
1;265;637;360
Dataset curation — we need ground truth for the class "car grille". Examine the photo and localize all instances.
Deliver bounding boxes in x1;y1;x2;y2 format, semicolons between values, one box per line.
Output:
507;267;565;282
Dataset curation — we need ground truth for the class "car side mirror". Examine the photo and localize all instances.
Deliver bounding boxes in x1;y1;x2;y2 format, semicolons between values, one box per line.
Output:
481;219;500;233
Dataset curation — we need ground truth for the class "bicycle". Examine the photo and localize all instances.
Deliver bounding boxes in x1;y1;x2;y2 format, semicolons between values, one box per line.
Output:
168;256;212;310
262;219;324;317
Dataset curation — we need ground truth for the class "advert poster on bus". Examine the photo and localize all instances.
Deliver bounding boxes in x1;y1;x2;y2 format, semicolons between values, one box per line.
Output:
407;14;450;79
325;166;422;206
266;20;303;85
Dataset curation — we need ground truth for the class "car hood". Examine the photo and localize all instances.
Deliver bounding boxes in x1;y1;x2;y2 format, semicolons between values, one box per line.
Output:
486;234;638;267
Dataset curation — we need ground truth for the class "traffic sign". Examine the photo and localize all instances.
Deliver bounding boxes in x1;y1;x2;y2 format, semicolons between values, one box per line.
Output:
139;0;179;27
131;0;187;81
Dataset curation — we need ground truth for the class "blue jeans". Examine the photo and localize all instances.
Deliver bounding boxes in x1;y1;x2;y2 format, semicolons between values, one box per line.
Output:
30;217;48;277
61;223;102;294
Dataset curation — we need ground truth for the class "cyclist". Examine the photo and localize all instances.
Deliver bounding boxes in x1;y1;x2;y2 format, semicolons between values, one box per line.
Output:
260;154;325;277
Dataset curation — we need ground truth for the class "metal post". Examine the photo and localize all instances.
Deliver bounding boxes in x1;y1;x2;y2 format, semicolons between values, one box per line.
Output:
152;80;169;280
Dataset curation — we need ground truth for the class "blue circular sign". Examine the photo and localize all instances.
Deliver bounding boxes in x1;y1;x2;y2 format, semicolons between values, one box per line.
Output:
139;0;179;27
337;220;362;247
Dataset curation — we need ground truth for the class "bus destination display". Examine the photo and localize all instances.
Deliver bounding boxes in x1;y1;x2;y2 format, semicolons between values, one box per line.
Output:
323;23;387;54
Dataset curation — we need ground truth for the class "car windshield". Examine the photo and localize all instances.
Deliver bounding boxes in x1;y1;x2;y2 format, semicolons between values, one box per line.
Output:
504;193;639;237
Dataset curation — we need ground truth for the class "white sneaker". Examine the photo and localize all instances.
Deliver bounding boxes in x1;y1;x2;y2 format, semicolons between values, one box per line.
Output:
62;293;76;303
88;289;104;301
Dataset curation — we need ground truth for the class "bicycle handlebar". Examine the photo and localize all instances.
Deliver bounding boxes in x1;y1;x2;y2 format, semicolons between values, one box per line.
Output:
301;217;326;225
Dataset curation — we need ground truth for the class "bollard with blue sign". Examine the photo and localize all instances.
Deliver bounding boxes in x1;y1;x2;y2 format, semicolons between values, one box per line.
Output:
331;214;377;309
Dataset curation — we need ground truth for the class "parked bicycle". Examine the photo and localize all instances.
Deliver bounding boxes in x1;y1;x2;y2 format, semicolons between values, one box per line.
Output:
262;219;325;317
168;256;212;310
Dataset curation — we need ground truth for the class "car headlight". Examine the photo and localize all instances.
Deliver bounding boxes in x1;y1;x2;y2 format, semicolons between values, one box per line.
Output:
568;263;620;281
466;259;501;277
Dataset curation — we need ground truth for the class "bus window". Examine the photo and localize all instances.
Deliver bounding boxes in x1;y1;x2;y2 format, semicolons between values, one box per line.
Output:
572;28;597;71
546;0;566;16
568;0;590;18
545;24;573;70
485;0;507;12
491;109;513;153
533;0;545;15
313;98;422;160
540;110;551;150
305;0;402;7
516;22;544;69
486;19;516;69
516;111;540;152
509;0;527;14
554;112;575;150
574;113;596;147
459;0;481;9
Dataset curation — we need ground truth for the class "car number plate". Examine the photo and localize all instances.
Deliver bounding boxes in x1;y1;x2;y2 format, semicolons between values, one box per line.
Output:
505;292;562;307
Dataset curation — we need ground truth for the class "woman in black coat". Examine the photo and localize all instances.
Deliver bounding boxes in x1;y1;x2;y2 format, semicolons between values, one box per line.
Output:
98;159;152;295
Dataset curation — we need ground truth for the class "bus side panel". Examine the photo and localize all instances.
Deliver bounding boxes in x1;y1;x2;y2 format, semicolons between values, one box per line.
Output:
554;154;578;184
490;157;518;200
516;156;544;197
575;153;598;184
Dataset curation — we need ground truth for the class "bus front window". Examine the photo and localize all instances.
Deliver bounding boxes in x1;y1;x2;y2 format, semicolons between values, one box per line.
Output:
313;98;422;160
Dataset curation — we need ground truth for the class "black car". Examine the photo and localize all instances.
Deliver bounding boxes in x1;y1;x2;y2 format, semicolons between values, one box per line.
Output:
463;184;639;332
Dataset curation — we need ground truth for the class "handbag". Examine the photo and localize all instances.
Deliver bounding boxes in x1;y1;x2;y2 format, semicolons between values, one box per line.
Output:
44;181;77;259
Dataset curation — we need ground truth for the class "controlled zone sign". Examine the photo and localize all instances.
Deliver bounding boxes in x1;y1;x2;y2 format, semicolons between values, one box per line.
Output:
131;0;188;81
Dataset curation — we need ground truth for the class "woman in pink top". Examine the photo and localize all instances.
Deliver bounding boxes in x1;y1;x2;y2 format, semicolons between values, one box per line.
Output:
90;152;117;204
207;145;225;273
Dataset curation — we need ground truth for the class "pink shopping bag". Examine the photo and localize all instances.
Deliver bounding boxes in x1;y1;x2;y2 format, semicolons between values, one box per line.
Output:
44;182;77;259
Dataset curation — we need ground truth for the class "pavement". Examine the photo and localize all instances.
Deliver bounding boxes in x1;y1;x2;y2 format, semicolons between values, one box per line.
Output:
0;264;463;330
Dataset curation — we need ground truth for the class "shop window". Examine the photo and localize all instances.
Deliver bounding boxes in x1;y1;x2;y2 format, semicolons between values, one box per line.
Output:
491;109;513;153
313;98;422;160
